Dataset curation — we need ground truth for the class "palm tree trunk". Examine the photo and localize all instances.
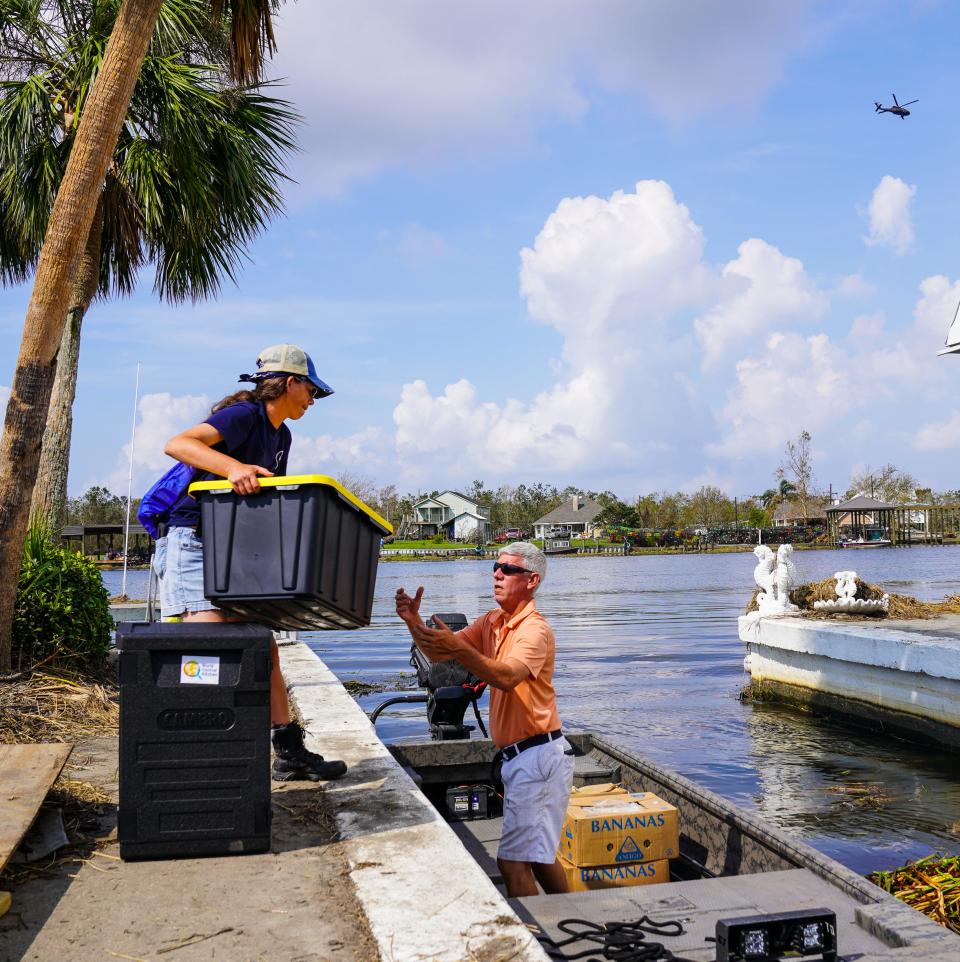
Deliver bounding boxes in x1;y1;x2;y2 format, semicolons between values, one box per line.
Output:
0;0;163;671
31;200;105;529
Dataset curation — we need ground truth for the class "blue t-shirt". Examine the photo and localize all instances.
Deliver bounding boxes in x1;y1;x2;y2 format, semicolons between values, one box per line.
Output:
167;400;291;529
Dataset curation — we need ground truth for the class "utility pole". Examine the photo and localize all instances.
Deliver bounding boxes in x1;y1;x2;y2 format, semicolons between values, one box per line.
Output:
734;497;739;533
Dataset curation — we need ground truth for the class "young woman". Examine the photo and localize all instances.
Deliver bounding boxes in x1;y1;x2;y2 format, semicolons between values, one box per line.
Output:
159;344;346;782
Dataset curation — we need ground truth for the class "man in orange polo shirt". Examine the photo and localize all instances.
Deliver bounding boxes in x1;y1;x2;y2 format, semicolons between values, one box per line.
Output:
395;541;574;897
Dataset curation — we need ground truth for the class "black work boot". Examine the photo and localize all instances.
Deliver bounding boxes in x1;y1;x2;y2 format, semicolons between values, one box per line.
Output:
271;721;347;782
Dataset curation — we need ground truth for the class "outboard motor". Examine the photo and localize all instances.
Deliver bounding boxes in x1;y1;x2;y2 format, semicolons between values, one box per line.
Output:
370;613;488;741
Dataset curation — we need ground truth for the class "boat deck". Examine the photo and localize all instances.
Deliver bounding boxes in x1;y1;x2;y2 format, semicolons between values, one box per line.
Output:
451;816;891;961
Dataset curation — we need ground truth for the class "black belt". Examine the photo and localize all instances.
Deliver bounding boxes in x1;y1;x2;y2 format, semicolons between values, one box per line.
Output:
501;728;562;762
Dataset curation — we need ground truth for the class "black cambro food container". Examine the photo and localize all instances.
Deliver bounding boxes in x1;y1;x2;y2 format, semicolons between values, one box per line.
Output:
117;622;272;861
188;475;393;631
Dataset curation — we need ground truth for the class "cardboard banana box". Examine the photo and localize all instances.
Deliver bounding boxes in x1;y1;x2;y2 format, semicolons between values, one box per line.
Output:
559;855;669;891
560;790;679;867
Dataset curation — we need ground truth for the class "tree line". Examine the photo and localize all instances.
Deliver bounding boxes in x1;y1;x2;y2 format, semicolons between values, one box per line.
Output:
65;437;956;535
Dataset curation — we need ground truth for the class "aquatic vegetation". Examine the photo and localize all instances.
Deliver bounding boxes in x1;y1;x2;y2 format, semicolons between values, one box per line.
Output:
869;854;960;935
826;781;892;809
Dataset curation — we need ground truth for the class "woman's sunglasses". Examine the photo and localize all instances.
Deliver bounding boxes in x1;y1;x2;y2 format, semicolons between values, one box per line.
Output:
493;561;532;576
295;376;322;400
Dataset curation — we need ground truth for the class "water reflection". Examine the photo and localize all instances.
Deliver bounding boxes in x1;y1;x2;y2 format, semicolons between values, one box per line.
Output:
745;701;960;872
105;547;960;874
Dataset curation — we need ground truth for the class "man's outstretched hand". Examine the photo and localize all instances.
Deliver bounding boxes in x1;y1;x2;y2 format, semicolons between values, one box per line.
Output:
395;586;424;627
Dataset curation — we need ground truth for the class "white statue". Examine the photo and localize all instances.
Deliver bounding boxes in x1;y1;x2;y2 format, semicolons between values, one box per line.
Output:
774;544;798;607
813;570;889;613
752;544;798;615
835;570;858;601
753;545;776;604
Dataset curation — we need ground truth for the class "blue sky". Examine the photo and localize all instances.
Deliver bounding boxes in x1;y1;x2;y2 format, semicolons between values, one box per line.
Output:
3;0;960;500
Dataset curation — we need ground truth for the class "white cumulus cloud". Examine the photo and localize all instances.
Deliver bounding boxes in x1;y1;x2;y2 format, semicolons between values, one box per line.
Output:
389;180;719;486
84;189;960;495
833;273;876;299
519;180;712;345
916;411;960;452
289;427;391;475
912;274;960;343
864;175;917;254
847;312;885;340
694;238;826;368
712;273;955;464
104;392;210;494
708;332;849;458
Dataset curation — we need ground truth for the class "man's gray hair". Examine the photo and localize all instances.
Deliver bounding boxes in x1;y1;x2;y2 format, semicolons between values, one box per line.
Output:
501;542;546;589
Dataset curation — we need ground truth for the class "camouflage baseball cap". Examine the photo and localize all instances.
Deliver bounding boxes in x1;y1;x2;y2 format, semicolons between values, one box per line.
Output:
239;344;333;397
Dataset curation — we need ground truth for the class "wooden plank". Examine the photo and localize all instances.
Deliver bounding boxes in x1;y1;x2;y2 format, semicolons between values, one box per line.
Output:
0;743;73;873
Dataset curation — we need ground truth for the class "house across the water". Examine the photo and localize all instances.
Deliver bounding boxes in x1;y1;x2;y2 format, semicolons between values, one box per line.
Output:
532;495;603;540
408;491;492;542
772;497;829;528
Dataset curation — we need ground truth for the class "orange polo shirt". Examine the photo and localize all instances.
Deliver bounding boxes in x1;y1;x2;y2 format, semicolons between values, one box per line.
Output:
457;600;561;748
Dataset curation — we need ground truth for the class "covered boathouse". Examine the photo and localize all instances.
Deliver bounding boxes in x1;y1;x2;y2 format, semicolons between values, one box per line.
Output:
826;494;960;546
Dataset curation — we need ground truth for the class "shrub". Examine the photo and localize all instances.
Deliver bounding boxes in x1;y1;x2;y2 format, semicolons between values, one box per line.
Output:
13;522;113;671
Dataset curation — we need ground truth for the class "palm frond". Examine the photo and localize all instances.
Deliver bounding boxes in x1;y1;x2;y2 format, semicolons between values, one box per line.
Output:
0;0;299;303
211;0;280;85
0;73;66;261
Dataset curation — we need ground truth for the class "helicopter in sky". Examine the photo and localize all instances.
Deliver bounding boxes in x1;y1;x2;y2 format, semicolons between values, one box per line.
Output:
874;94;918;118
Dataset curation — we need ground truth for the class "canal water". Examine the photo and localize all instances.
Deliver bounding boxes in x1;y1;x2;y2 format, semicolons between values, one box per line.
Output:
103;546;960;874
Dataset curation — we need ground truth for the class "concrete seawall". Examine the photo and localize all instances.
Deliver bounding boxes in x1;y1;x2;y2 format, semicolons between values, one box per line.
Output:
739;612;960;748
278;640;549;962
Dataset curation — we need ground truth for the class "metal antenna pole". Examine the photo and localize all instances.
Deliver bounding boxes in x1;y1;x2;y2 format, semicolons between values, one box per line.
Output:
120;362;141;599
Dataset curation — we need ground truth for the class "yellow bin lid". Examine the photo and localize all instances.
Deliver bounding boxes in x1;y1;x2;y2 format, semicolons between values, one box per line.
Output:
188;474;393;535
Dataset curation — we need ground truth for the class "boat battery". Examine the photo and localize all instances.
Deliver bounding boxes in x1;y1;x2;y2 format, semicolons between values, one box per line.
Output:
188;474;392;631
116;622;272;861
445;784;493;821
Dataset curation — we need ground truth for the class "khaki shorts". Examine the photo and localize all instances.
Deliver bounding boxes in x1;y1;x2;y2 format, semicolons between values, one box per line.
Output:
498;736;575;864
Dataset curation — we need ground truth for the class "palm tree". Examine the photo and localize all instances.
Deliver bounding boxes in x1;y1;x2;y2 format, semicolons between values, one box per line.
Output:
757;480;797;525
0;0;283;670
0;0;298;528
759;489;778;510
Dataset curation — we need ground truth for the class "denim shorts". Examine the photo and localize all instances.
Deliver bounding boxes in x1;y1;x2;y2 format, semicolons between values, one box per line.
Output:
155;526;217;618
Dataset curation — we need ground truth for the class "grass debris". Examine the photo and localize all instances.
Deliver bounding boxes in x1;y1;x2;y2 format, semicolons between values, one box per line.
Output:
868;854;960;935
746;576;960;621
0;665;118;744
273;787;338;839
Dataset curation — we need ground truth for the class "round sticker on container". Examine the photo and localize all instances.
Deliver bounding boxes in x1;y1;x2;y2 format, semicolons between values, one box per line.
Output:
180;654;220;685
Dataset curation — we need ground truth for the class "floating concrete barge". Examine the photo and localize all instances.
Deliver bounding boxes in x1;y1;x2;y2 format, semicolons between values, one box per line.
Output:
739;611;960;749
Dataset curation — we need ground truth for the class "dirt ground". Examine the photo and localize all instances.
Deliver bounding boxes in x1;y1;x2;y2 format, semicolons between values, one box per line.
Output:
0;736;379;962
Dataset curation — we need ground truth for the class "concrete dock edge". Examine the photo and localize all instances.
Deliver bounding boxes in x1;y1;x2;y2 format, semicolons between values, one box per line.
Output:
279;641;549;962
739;612;960;748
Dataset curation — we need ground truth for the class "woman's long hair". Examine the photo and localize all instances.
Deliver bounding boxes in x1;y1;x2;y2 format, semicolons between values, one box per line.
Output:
211;376;290;413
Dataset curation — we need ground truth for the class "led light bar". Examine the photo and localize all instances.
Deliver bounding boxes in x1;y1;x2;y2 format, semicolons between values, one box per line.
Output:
715;908;838;962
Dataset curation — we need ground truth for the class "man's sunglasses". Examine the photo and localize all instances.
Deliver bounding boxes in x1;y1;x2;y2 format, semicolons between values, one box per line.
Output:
493;561;532;576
